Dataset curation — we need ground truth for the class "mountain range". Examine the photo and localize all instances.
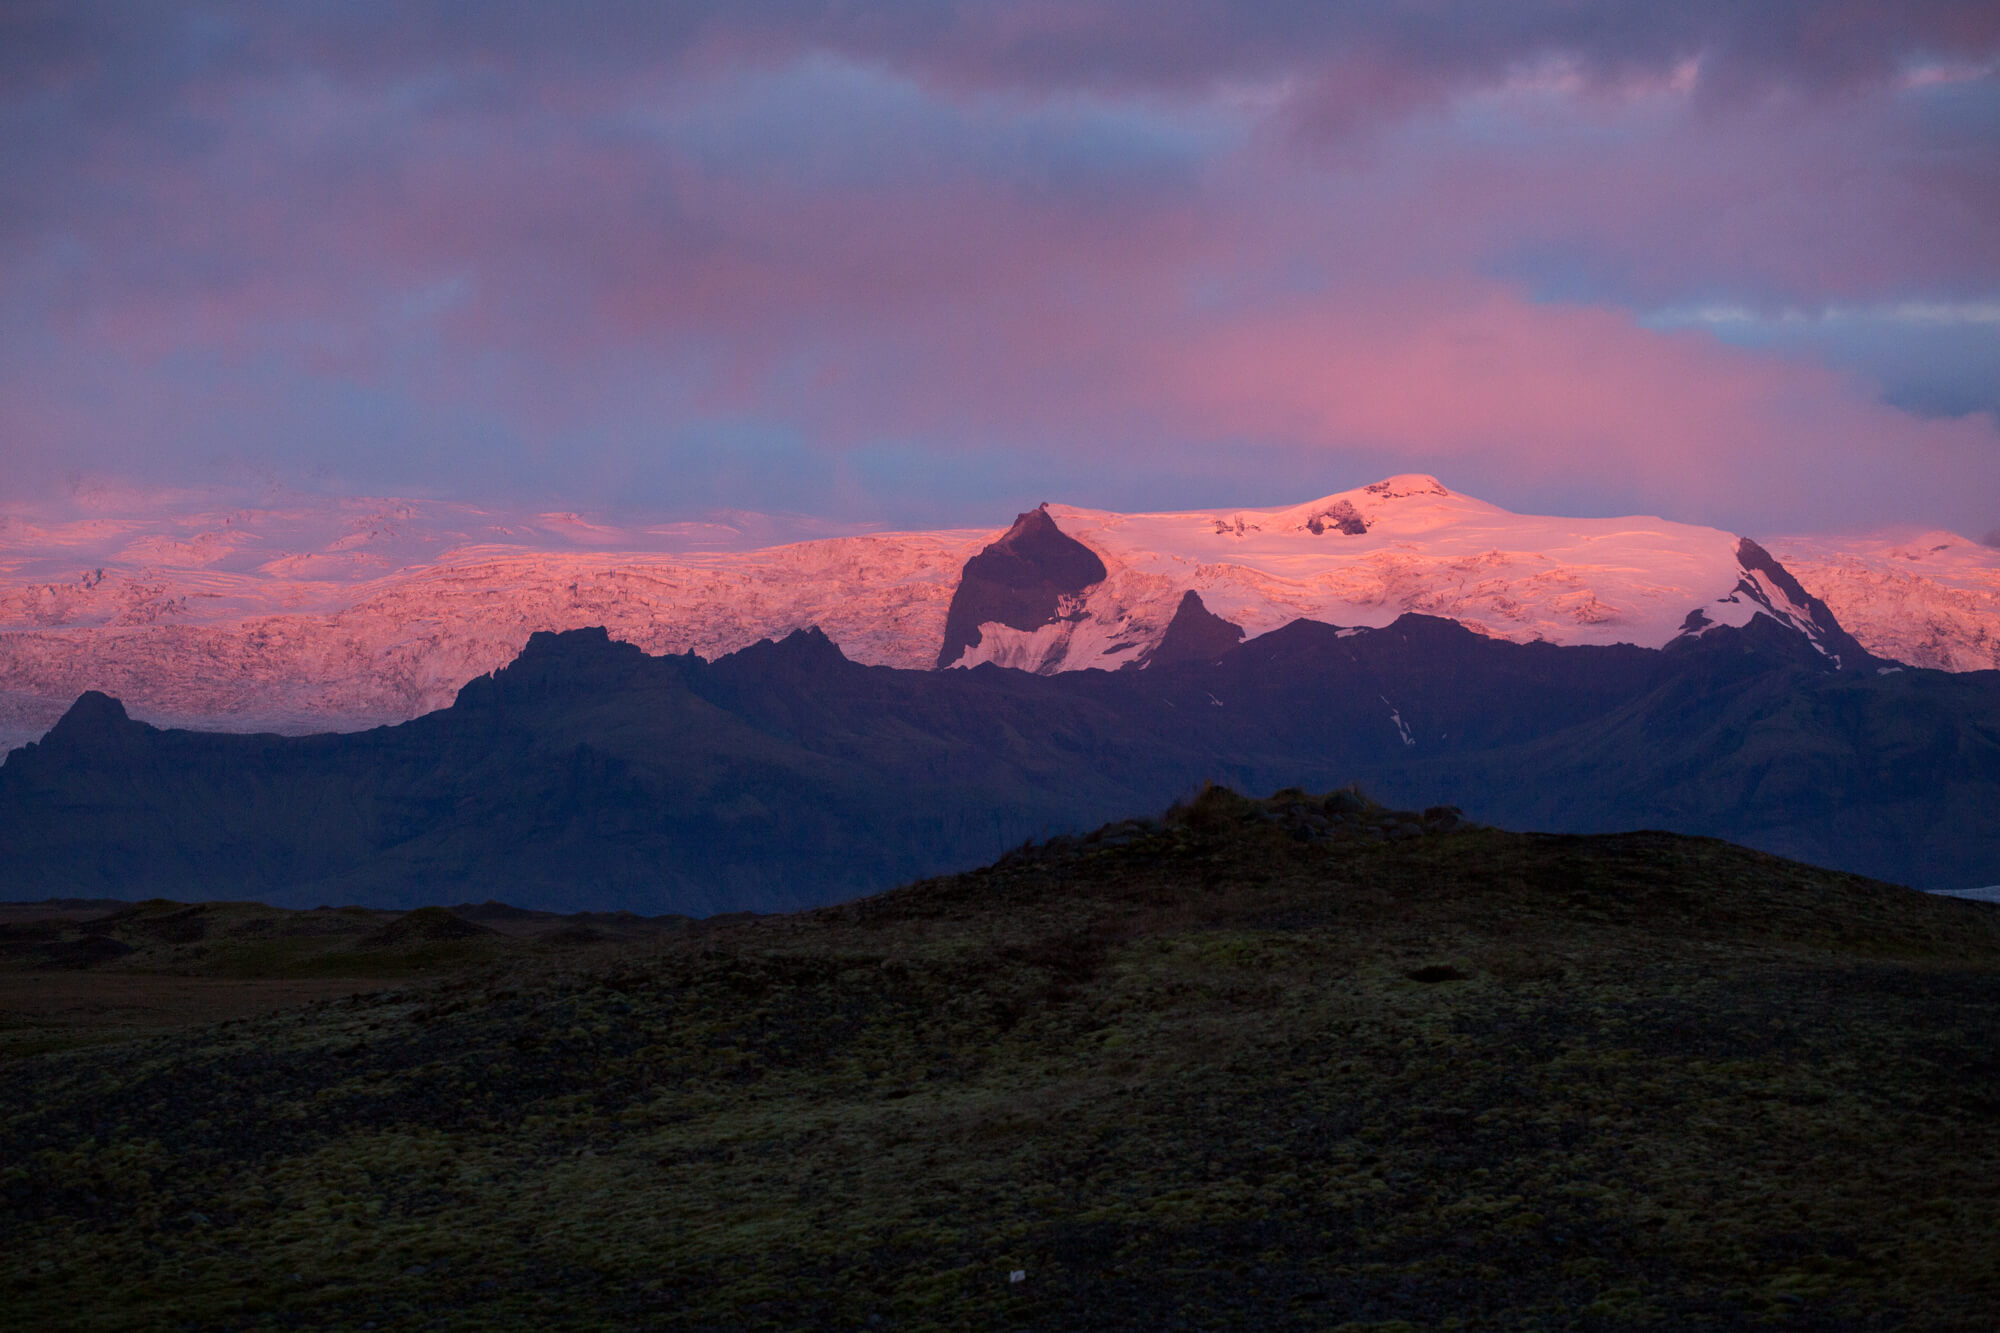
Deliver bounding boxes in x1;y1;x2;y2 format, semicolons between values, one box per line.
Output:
4;601;1995;911
4;476;1998;751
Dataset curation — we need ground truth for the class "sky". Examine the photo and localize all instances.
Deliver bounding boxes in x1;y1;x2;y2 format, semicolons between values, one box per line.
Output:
4;1;1999;537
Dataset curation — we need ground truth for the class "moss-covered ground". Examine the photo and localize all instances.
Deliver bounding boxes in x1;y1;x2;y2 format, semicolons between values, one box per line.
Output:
4;788;1998;1330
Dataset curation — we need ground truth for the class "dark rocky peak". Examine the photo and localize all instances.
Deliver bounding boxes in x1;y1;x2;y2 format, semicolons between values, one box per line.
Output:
1139;590;1245;668
40;690;151;752
694;629;859;737
769;626;848;664
1255;613;1466;653
52;689;130;731
936;505;1109;669
963;505;1107;592
1181;616;1354;676
1728;538;1885;673
1735;539;1812;606
1233;615;1356;654
515;626;639;664
465;626;651;706
1379;612;1491;645
717;627;853;681
1218;613;1527;677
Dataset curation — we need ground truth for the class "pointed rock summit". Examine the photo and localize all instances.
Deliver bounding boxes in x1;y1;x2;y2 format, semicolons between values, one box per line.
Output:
53;689;130;730
937;505;1108;669
43;690;146;750
727;627;853;680
1140;591;1246;668
1727;539;1881;671
475;626;649;703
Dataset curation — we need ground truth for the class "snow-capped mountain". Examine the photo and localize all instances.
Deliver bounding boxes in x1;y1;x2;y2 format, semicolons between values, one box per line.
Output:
1;477;1990;750
938;475;1878;673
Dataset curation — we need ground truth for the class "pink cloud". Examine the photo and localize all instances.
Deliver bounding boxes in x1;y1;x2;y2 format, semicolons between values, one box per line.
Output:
1137;277;2000;527
4;15;1996;533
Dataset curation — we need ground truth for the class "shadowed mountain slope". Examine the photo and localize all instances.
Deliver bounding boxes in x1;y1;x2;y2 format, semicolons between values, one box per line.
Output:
2;616;1997;912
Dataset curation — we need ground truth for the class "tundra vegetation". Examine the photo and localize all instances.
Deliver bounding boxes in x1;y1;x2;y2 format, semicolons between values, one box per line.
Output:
3;786;1998;1330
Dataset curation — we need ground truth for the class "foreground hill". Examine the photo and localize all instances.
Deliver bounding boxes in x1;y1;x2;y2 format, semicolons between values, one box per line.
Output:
4;791;1997;1331
6;476;1997;749
4;612;1997;911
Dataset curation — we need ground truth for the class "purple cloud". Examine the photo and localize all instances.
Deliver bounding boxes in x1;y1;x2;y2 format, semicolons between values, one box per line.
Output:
2;2;1996;534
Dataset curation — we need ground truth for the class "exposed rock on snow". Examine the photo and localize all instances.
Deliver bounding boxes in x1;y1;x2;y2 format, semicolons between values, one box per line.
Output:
935;505;1108;670
1674;539;1881;670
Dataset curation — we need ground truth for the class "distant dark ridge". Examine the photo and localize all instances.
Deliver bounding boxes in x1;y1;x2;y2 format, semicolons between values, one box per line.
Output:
359;906;495;948
2;612;1996;913
0;898;128;912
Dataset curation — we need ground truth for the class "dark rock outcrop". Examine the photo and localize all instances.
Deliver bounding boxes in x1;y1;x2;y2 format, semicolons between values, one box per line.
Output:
936;506;1107;669
1138;590;1245;668
1731;538;1883;671
37;690;150;756
1302;500;1369;535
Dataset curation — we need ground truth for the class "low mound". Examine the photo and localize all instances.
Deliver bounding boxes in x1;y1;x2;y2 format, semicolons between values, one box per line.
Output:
100;901;212;944
358;905;495;948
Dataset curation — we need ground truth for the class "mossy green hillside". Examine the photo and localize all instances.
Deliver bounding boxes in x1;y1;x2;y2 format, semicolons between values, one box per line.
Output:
4;789;1998;1330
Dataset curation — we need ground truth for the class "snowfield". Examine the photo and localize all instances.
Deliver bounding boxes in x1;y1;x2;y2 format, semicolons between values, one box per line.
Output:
1767;531;2000;673
2;478;1995;750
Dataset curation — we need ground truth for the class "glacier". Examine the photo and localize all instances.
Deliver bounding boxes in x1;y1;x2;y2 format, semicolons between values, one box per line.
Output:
2;476;1995;750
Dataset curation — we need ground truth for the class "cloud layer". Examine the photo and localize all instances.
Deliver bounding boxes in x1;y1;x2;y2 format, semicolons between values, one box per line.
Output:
4;2;1997;534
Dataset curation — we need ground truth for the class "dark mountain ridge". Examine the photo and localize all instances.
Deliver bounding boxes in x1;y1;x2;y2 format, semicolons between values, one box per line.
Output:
3;613;1996;911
